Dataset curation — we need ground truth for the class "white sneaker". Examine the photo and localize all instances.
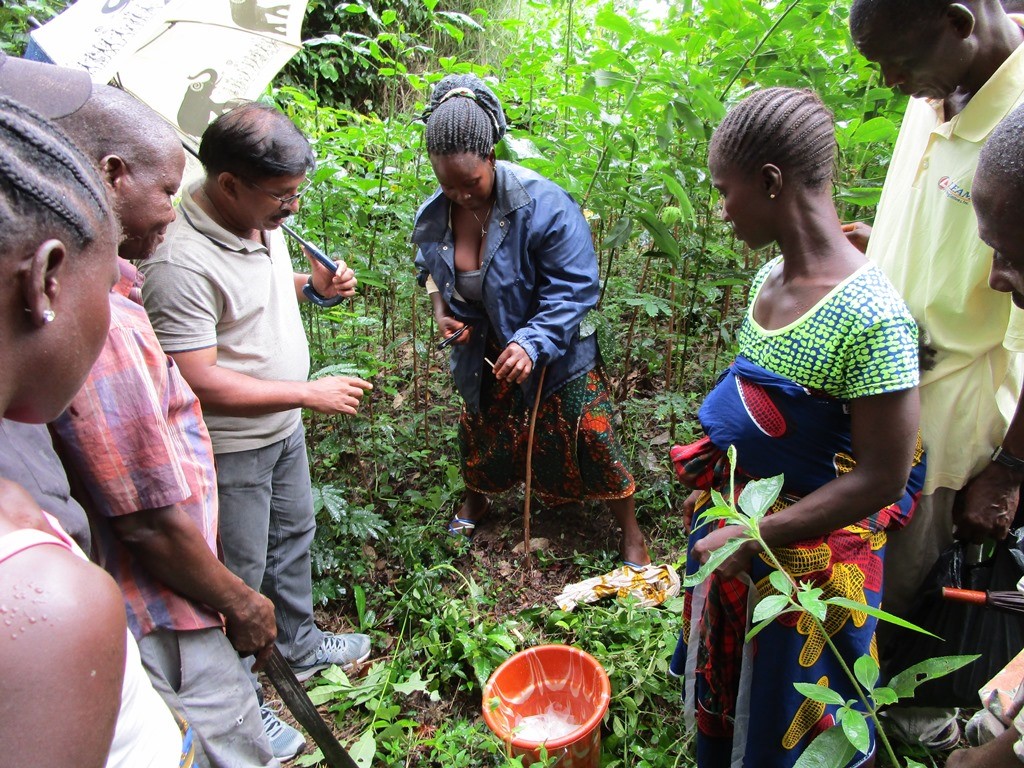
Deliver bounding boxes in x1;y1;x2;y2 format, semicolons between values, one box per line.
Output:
260;702;306;762
290;632;371;682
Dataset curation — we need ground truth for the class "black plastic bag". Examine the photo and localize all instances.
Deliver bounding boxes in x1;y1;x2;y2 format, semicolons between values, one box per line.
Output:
884;530;1024;707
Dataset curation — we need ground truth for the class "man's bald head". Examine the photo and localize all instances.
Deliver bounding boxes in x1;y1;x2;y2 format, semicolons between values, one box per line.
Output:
57;85;185;261
57;84;181;169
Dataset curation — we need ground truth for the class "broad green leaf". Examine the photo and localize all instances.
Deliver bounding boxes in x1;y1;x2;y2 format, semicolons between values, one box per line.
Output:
659;172;686;204
711;490;730;510
673;100;706;139
769;569;794;596
557;94;602;116
825;597;940;636
849;116;896;144
837;186;883;207
599;109;623;127
853;655;879;691
659;172;696;225
793;682;845;707
593;69;630;87
380;9;396;25
392;670;433;697
797;588;827;621
502;135;543;162
793;725;857;768
646;33;683;54
319;60;339;82
349;730;376;768
870;686;898;706
601;217;633;250
435;11;484;31
752;594;791;624
840;708;870;754
889;655;980;699
595;6;634;37
354;583;367;630
636;212;681;262
738;474;783;520
362;4;381;24
692;504;739;530
681;536;748;587
865;87;894;101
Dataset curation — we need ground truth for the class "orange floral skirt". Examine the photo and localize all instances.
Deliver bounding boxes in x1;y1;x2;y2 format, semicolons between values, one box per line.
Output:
459;365;634;503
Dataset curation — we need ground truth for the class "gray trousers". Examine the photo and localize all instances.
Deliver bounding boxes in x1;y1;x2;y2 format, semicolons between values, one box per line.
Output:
215;424;322;665
138;627;279;768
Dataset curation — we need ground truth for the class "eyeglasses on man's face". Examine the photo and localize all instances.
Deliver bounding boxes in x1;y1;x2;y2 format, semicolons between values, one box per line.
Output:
243;177;310;206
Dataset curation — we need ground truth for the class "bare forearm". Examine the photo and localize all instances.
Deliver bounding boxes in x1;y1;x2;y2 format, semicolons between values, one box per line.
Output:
758;468;903;548
184;364;310;416
759;390;917;548
112;506;249;616
430;291;453;322
294;272;310;302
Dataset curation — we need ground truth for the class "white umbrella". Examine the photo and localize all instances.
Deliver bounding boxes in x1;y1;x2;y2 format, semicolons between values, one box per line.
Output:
29;0;308;141
29;0;338;276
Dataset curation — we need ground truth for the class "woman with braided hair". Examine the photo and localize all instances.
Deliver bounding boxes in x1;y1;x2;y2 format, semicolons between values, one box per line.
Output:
669;88;924;766
413;74;649;567
0;92;188;767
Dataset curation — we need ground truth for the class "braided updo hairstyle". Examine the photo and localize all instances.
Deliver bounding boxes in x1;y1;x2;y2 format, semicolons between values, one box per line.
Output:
424;74;507;158
0;94;112;255
709;87;836;189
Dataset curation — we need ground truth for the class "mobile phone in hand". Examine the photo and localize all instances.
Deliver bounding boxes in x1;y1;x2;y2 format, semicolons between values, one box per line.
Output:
437;325;468;350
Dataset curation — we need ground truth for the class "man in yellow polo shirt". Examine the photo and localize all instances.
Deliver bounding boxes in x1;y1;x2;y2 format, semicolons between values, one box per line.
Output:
849;0;1024;749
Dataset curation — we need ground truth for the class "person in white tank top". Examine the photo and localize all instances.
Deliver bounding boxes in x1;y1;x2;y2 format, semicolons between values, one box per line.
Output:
0;82;186;767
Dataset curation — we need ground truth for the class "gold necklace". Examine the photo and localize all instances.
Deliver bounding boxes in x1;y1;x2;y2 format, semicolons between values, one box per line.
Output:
471;200;494;237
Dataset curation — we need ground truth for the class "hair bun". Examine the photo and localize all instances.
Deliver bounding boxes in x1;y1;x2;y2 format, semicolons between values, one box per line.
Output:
425;73;507;143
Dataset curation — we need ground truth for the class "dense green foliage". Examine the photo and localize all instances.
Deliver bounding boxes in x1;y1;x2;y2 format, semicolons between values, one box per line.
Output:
0;1;921;765
269;2;911;765
0;0;63;54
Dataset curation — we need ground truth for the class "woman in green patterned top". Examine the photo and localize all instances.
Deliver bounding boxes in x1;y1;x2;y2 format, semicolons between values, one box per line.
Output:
669;88;924;767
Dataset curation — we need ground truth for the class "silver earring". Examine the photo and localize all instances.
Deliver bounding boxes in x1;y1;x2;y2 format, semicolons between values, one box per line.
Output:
42;309;56;324
769;193;776;199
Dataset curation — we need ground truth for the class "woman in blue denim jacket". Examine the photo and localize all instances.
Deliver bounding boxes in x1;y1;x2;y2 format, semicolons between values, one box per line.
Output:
413;74;649;566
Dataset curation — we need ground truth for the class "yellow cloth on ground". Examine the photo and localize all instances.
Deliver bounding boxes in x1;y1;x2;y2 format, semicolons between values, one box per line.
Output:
555;564;680;612
866;22;1024;494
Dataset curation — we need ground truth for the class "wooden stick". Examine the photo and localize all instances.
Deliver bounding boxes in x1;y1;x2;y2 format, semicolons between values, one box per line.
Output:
522;367;547;574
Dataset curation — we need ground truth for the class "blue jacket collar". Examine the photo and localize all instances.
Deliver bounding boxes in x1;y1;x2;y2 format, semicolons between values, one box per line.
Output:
411;161;531;244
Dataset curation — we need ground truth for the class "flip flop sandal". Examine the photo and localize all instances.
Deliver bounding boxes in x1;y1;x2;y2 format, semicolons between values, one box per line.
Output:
447;516;477;538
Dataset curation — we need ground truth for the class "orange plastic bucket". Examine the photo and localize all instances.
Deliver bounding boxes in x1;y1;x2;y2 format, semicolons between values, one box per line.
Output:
482;644;611;767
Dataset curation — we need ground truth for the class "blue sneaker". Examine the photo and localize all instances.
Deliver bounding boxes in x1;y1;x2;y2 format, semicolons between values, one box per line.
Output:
260;703;306;762
291;632;371;682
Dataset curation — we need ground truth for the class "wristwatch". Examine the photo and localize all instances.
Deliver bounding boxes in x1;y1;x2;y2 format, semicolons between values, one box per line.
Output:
302;276;344;308
991;446;1024;474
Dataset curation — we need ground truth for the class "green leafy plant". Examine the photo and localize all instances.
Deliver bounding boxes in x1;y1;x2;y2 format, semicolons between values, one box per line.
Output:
0;0;64;56
684;446;978;768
